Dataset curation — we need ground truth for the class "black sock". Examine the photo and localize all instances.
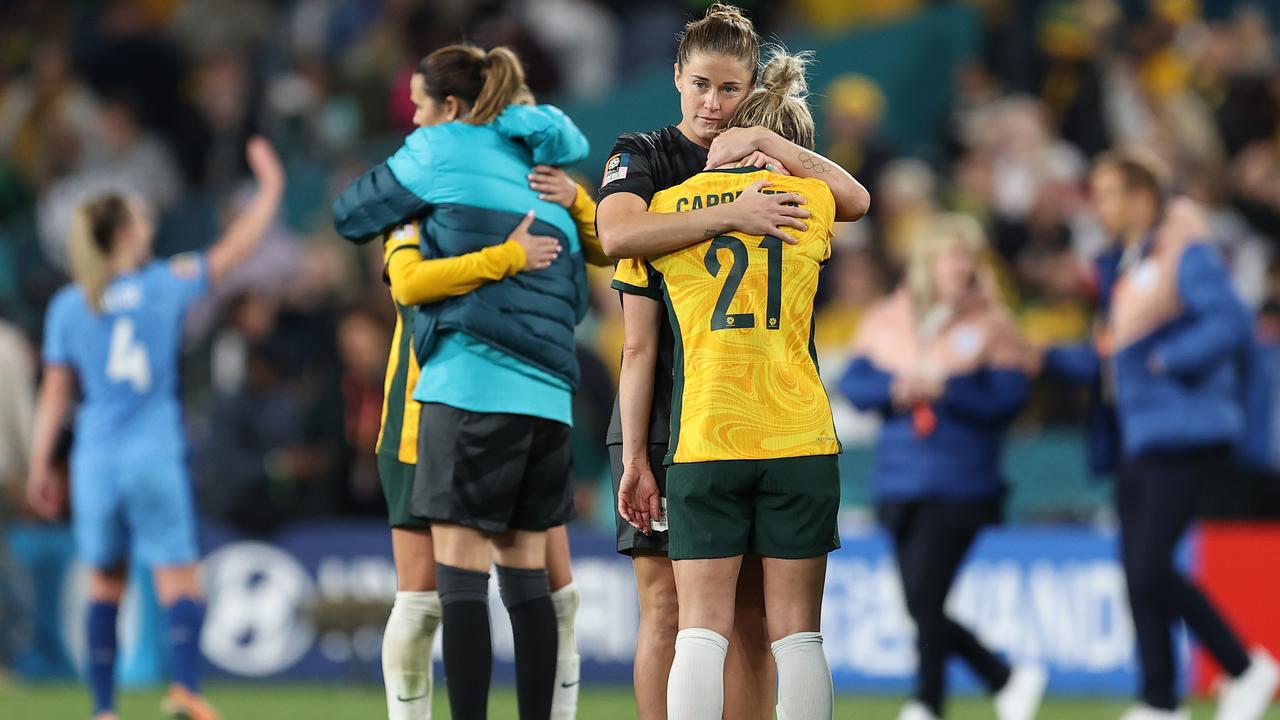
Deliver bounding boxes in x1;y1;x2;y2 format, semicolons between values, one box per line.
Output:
437;563;492;720
497;565;558;720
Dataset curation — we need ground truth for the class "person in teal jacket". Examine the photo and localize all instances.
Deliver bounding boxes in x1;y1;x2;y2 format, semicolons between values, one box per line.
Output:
333;45;590;720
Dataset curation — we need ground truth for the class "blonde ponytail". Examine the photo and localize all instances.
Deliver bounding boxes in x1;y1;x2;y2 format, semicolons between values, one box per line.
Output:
727;47;816;150
68;194;130;313
470;47;524;125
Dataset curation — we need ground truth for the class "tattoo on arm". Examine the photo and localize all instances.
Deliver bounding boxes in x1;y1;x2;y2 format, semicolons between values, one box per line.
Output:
703;227;724;239
798;151;831;175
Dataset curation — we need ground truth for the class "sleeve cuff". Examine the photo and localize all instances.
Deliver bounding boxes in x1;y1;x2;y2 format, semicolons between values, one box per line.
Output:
611;279;662;300
570;183;594;216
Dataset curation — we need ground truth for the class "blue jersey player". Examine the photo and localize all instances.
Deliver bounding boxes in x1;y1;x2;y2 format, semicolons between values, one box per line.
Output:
26;137;284;720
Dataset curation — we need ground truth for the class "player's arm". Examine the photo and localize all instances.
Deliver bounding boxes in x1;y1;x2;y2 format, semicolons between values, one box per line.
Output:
527;165;611;267
613;262;664;533
26;364;74;520
597;182;810;259
384;213;561;306
206;137;285;285
706;126;870;222
332;129;435;244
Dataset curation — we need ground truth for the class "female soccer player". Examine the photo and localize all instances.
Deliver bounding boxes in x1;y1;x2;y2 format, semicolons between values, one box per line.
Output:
598;6;868;718
333;44;596;720
840;215;1045;720
375;179;599;720
615;48;854;720
26;137;284;720
359;80;603;720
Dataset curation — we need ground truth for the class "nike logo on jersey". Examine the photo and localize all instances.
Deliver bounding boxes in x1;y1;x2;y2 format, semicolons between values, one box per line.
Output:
397;693;428;702
560;680;580;688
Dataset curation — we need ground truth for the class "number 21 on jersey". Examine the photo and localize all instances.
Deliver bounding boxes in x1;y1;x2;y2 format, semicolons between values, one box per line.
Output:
704;235;783;331
107;318;152;392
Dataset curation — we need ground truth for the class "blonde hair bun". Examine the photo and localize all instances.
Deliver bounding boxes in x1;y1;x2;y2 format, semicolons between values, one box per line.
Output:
726;45;816;150
760;46;812;99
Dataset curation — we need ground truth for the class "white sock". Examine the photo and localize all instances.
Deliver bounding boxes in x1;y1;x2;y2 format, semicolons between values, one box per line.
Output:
771;632;834;720
667;628;728;720
382;590;442;720
545;579;581;712
550;582;580;720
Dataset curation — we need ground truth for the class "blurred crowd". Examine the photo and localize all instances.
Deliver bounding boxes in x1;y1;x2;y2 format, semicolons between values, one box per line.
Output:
2;0;1280;532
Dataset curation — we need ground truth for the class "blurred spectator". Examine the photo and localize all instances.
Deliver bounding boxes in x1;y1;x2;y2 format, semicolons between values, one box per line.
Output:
791;0;924;29
0;319;33;506
1035;0;1119;157
0;319;34;674
984;97;1086;232
818;246;891;447
36;96;183;269
823;74;895;206
335;306;390;515
0;43;100;201
520;0;620;100
876;157;939;267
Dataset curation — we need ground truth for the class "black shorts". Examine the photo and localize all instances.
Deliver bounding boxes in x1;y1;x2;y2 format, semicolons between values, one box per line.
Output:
608;443;670;556
412;403;575;533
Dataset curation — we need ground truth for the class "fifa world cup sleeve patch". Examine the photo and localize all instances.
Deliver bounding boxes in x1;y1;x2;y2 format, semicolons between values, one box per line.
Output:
602;152;630;187
168;252;202;279
390;222;420;244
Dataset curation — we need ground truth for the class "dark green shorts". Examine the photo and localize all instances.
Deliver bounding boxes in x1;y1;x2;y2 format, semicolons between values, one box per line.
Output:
666;455;840;560
378;455;428;529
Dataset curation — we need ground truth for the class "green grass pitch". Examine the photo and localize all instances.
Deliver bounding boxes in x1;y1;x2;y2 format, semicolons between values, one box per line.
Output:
2;684;1278;719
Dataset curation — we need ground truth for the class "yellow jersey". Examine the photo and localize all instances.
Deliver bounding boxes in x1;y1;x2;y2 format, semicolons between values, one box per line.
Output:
614;168;841;464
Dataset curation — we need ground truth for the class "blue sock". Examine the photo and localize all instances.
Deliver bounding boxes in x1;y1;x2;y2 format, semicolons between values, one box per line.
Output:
167;597;205;693
87;602;119;715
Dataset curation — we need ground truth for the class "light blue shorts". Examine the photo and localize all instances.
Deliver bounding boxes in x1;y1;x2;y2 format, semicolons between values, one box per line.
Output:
70;448;199;569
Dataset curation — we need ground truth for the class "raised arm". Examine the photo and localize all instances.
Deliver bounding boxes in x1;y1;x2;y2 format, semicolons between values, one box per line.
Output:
26;365;75;520
706;126;870;222
206;137;285;285
597;180;812;259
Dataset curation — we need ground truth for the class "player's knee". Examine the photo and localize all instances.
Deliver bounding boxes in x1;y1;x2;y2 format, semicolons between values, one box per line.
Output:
640;591;680;640
732;601;769;645
88;568;127;602
496;564;550;609
396;564;437;593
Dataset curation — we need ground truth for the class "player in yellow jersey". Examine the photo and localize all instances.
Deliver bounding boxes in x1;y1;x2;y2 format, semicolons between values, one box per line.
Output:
368;80;607;720
616;50;842;720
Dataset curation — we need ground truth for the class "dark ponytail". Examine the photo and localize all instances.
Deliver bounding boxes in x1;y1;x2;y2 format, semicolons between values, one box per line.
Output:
415;44;526;125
